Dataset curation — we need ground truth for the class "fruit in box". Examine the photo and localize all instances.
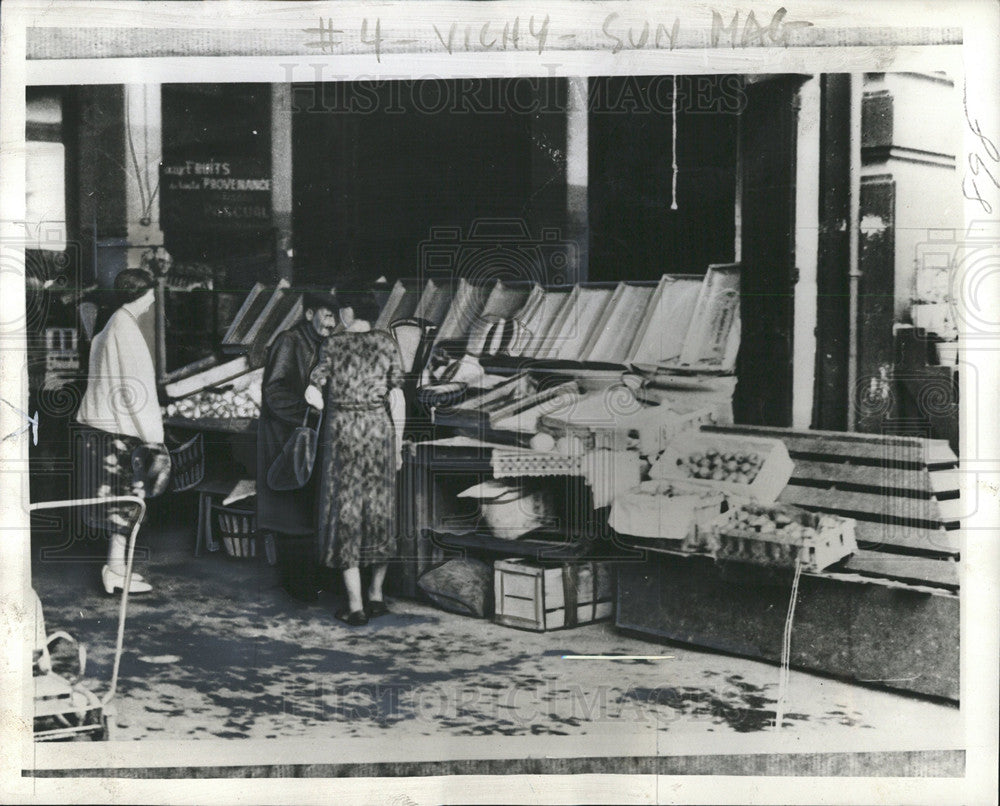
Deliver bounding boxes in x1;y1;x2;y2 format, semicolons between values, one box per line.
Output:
676;448;763;484
713;502;857;572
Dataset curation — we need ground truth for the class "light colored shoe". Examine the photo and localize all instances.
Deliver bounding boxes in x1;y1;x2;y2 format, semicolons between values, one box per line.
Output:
101;565;152;595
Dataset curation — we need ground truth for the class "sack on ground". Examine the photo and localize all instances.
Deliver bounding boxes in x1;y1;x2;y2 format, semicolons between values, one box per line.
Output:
417;558;494;618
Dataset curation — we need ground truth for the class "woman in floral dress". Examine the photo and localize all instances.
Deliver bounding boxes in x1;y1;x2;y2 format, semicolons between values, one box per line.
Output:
306;292;404;626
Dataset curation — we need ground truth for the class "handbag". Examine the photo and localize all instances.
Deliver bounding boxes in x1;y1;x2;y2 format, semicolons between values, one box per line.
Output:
267;407;322;491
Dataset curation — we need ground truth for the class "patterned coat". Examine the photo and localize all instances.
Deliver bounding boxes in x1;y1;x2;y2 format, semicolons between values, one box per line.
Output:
257;320;324;536
310;329;403;568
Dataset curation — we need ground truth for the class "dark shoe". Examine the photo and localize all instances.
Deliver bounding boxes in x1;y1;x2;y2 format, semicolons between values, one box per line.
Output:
335;608;369;627
365;600;390;618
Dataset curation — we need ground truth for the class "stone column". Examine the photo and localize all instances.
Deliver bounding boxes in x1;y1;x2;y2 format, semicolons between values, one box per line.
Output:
565;76;589;284
123;84;163;363
271;84;294;283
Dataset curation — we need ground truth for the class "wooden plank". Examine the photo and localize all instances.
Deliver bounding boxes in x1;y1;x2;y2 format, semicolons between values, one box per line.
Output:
163;416;257;435
851;520;958;555
164;356;249;399
840;550;959;590
778;485;954;527
704;424;958;466
788;460;941;495
222;283;267;345
929;469;961;497
936;497;965;524
160;354;220;386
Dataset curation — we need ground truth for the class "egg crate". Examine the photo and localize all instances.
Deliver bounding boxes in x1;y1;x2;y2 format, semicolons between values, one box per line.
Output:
713;503;857;573
491;448;586;479
650;431;793;504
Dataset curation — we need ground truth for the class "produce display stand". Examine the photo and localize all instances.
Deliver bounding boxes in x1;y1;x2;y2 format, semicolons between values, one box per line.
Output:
159;282;290;556
390;439;630;600
614;424;960;701
389;268;742;601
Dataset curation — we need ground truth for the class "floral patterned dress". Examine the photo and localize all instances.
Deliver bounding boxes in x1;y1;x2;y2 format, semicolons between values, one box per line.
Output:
310;329;403;569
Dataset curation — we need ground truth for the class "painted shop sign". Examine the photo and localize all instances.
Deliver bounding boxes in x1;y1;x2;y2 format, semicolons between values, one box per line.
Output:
160;157;272;231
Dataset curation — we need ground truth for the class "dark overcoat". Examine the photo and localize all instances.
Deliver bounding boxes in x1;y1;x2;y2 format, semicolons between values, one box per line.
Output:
256;319;323;536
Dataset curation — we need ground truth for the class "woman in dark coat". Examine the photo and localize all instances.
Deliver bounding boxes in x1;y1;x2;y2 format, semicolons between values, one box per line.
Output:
306;291;404;626
257;291;337;600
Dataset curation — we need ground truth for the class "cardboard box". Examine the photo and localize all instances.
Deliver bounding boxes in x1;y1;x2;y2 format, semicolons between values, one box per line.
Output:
608;480;726;548
494;559;613;631
649;431;794;504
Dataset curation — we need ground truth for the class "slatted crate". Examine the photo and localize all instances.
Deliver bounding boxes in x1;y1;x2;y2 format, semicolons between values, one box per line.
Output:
495;558;613;632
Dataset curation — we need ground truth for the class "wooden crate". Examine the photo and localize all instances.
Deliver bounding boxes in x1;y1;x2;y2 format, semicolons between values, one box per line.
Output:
164;356;249;399
374;278;423;330
714;502;858;573
676;263;741;372
628;274;703;367
494;558;613;631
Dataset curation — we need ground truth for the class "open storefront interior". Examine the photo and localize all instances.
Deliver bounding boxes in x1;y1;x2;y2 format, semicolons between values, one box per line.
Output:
25;73;962;750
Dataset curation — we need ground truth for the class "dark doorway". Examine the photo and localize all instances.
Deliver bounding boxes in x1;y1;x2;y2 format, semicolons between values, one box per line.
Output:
291;79;567;292
733;77;803;426
587;75;739;283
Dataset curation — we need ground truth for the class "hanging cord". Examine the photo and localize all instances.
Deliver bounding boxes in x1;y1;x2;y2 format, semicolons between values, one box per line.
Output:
124;92;159;223
774;555;803;729
670;74;679;211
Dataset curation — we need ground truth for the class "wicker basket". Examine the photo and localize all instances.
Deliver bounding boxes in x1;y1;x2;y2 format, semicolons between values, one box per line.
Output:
168;432;205;492
215;504;257;559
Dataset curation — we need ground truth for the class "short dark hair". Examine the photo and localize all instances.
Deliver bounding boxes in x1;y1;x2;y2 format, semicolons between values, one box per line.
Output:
337;289;380;324
113;268;156;307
